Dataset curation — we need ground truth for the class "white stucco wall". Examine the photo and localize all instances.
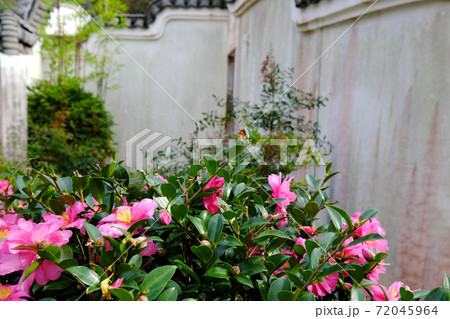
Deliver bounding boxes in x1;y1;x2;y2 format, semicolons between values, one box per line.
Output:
231;0;450;290
98;8;229;170
0;45;42;162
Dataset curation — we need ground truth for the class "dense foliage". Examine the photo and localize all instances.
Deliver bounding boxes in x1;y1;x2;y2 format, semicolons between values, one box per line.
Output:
27;79;115;176
1;144;448;301
157;54;331;176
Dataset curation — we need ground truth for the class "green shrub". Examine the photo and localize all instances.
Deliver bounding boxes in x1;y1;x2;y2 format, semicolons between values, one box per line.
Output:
27;79;115;176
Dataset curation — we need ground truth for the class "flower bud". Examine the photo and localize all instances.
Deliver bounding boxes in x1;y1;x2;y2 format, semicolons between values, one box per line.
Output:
203;232;208;240
200;240;211;248
230;266;240;276
158;210;172;225
362;248;376;262
156;248;166;256
129;238;137;247
94;237;105;247
137;295;148;301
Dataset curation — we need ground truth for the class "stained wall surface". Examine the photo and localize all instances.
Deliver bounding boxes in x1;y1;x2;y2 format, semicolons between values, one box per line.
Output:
231;0;450;290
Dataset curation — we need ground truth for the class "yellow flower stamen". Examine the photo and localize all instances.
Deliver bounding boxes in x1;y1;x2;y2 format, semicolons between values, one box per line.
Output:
0;228;8;239
0;285;12;299
61;213;70;227
116;207;132;224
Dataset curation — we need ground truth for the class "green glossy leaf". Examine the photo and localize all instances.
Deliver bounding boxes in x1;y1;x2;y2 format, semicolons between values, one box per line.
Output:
207;214;223;244
304;201;320;219
222;210;237;220
305;240;321;258
83;222;103;242
58;258;78;270
157;287;178;301
359;209;379;223
102;162;116;178
172;204;188;222
172;260;200;287
326;206;343;231
48;199;66;215
129;254;143;269
89;178;105;204
255;230;291;241
58;195;76;207
399;287;414;301
191;245;213;263
241;217;269;229
424;286;448;301
351;287;366;301
268;277;291;301
346;234;385;247
305;174;319;190
326;205;352;231
59;245;73;260
110;288;134;301
141;266;177;300
318;232;337;252
42;277;72;292
298;291;316;301
188;216;206;235
235;275;253;288
239;257;266;276
10;158;34;179
71;176;90;193
310;248;322;269
113;165;129;186
57;177;73;194
278;290;296;301
37;245;60;263
103;191;115;212
293;244;306;259
319;263;354;278
289;207;306;226
21;259;43;283
205;267;230;279
204;156;217;176
66;266;100;287
218;235;242;247
161;183;177;200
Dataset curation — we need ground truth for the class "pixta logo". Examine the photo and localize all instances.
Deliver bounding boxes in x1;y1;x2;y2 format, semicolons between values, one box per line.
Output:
126;129;172;172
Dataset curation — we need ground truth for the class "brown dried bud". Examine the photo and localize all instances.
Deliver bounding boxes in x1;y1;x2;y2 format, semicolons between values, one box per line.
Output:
156;248;166;256
94;237;105;247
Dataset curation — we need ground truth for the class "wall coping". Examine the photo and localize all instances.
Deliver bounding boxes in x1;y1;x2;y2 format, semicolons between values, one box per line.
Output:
113;8;228;41
292;0;432;31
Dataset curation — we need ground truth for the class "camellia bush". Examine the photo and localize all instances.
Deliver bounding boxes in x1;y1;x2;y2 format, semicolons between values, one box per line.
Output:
0;144;449;301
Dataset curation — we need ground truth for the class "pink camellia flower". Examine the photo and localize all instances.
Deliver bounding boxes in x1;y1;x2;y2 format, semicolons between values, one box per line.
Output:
308;273;339;297
0;180;13;196
0;283;30;301
158;210;171;225
155;174;168;183
298;226;316;236
350;212;389;254
202;175;225;214
366;262;386;284
4;218;72;285
137;236;158;257
98;199;157;238
267;173;297;227
370;281;404;301
44;202;87;231
110;277;123;289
